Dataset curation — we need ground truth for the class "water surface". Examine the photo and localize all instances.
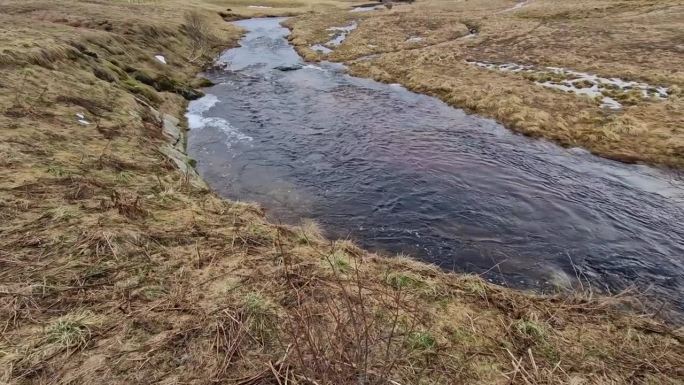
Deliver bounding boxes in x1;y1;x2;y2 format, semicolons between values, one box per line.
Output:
187;18;684;315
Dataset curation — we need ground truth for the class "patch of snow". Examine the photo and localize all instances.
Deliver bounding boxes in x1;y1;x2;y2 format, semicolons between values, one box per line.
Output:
155;55;167;64
466;60;669;110
248;5;272;8
350;5;382;12
327;22;358;33
499;0;530;13
545;66;668;99
406;36;423;43
311;44;332;54
76;113;90;125
312;21;358;53
356;54;379;62
538;80;622;110
325;21;358;46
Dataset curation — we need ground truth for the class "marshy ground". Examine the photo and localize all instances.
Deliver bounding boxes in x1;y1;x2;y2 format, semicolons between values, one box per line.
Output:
0;0;683;384
288;0;684;167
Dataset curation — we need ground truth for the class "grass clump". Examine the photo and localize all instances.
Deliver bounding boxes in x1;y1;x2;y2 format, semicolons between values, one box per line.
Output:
45;312;98;350
322;249;351;273
46;206;78;221
514;318;547;342
385;270;434;294
242;292;279;344
406;330;436;351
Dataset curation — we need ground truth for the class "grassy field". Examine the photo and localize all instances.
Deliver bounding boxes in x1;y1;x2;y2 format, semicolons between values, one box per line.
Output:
287;0;684;167
0;0;683;384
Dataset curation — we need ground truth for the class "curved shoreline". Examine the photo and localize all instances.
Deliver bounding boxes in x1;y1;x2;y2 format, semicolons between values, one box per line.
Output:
283;3;684;169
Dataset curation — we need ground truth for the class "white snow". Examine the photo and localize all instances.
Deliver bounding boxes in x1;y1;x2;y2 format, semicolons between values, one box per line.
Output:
310;21;358;53
311;44;333;54
154;55;167;64
76;113;90;125
325;21;358;46
350;5;382;12
248;5;272;8
466;60;670;110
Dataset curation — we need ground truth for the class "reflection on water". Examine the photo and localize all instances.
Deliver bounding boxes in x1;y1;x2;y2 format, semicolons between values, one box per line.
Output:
187;18;684;317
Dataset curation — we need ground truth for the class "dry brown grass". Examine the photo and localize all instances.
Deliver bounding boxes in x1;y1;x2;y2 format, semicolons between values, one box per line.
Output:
0;0;683;384
287;0;684;167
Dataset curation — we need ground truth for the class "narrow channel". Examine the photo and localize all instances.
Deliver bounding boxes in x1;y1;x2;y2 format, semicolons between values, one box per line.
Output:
187;18;684;314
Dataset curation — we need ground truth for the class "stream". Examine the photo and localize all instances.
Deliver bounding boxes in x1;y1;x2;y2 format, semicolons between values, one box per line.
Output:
187;17;684;316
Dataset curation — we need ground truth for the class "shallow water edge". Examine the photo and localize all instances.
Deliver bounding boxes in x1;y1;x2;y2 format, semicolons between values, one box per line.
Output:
187;17;684;317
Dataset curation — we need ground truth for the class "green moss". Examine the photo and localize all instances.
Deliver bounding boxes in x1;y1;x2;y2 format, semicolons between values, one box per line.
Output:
120;77;160;105
47;165;71;177
105;61;128;80
154;75;178;92
407;330;436;351
323;250;351;273
514;319;546;341
386;272;425;291
242;292;278;344
192;77;214;88
132;70;155;86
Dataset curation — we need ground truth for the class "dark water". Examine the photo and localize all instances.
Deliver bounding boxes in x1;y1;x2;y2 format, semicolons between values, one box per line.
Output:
187;18;684;315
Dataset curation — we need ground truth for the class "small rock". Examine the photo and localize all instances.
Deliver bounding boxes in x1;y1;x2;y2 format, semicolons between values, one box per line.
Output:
274;64;303;71
132;71;155;86
177;87;205;101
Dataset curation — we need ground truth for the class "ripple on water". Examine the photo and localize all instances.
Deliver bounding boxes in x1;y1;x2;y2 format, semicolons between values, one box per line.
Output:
188;18;684;318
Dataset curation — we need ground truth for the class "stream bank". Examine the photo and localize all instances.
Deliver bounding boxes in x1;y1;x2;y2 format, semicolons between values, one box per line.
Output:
188;18;684;315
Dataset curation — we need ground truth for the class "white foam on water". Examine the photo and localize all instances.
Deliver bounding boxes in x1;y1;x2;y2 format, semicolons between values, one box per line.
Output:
154;55;166;64
186;94;253;144
194;117;253;142
187;94;219;117
303;64;325;71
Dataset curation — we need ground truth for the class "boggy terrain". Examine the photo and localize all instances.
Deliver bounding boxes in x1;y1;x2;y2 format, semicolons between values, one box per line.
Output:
0;0;682;384
287;0;684;167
